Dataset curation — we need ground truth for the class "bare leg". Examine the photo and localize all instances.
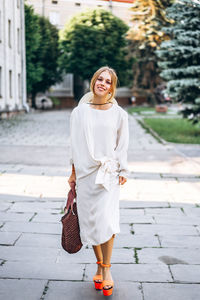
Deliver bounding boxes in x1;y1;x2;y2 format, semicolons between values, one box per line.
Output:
92;245;103;281
101;234;115;289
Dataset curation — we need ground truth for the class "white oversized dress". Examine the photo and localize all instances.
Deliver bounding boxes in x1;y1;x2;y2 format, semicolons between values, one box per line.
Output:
69;102;129;246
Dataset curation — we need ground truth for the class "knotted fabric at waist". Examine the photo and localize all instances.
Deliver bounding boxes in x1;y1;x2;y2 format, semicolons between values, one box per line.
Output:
95;157;120;191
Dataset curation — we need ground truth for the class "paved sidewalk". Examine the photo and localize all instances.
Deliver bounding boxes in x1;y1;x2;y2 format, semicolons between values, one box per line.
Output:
0;109;200;300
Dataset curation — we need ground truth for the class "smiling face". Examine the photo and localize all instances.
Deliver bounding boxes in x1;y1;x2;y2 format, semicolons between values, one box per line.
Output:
94;71;112;98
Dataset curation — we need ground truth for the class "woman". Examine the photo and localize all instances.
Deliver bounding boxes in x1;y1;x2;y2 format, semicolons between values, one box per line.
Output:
68;66;129;296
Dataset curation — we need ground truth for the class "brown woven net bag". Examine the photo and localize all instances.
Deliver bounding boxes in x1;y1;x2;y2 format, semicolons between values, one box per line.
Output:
60;182;83;253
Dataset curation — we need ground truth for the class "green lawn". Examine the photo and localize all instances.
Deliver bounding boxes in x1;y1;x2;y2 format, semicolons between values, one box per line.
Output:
128;106;155;114
143;118;200;144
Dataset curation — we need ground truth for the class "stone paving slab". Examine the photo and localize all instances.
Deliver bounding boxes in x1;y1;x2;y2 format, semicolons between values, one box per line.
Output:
0;203;13;211
0;145;69;166
45;281;143;300
183;207;200;217
175;143;200;159
142;283;200;300
9;201;64;213
1;221;61;235
0;245;60;262
114;233;160;248
57;248;134;264
120;215;154;224
15;232;60;248
169;202;197;208
133;224;199;236
0;212;34;222
119;224;131;234
170;265;200;283
169;201;200;207
0;232;21;246
144;207;184;216
159;235;200;248
120;208;145;216
0;261;85;280
197;226;200;235
120;201;170;209
0;163;67;177
0;194;43;203
154;215;200;225
85;263;172;282
137;248;200;265
130;172;162;180
0;278;47;300
31;212;63;223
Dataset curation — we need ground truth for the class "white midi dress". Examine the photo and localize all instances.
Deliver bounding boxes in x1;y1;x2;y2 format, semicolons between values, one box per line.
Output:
69;102;129;246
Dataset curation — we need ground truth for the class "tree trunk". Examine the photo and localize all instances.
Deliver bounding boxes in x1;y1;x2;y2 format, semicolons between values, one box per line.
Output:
31;92;37;109
73;74;85;102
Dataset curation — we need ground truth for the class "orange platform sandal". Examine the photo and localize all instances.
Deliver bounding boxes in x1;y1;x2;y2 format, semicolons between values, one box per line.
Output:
93;260;103;290
101;263;114;296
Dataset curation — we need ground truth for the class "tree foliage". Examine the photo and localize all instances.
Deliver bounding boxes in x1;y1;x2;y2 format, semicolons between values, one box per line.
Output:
25;4;61;107
25;4;43;95
127;0;174;49
31;16;61;97
59;9;133;86
156;0;200;123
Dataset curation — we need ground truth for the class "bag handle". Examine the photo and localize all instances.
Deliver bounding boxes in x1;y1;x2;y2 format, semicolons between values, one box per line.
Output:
64;181;76;213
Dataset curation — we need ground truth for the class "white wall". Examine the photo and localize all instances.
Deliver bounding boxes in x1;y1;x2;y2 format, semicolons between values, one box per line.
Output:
0;0;27;113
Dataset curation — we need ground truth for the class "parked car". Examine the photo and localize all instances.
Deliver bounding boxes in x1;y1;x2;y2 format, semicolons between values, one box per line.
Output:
36;95;53;109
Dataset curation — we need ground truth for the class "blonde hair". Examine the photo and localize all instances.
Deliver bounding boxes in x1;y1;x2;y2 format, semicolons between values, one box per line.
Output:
90;66;118;103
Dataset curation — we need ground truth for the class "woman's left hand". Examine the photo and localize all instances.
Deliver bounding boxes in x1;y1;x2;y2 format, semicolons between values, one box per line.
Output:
119;176;127;185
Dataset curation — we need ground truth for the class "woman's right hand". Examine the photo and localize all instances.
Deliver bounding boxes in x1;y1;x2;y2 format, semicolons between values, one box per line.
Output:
68;172;76;188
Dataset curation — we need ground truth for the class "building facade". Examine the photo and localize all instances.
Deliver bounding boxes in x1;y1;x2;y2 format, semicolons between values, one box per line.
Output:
26;0;133;29
0;0;28;118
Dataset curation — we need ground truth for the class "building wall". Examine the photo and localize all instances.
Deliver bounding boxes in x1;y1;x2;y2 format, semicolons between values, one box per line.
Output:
26;0;133;29
0;0;27;116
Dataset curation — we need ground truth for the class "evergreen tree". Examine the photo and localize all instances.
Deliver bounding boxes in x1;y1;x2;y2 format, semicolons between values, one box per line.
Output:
156;0;200;123
59;9;133;88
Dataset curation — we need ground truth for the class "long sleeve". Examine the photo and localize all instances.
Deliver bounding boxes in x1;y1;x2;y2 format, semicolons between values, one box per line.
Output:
115;111;129;178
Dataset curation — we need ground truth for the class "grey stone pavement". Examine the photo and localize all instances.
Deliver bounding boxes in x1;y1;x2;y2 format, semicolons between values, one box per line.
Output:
0;108;200;300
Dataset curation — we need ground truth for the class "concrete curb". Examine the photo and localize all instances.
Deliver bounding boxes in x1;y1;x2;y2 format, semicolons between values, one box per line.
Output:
132;115;168;146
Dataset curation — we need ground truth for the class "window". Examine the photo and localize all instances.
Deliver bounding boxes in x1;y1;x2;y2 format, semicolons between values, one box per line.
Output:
17;28;20;53
9;70;12;98
75;3;81;6
0;67;2;98
52;0;58;4
8;19;11;48
18;73;21;98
